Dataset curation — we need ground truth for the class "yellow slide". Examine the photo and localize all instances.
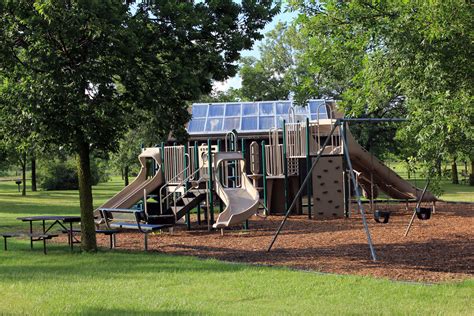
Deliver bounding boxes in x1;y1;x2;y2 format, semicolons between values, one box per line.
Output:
212;152;260;229
346;130;436;201
95;148;164;216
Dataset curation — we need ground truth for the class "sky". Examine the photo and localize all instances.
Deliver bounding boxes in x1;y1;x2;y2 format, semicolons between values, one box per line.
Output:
213;8;298;92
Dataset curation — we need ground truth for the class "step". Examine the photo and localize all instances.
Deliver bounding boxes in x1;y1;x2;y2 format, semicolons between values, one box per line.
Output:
147;214;175;225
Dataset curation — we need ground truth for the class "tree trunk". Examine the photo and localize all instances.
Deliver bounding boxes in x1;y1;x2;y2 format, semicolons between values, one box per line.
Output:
77;141;97;252
451;159;459;184
124;165;129;186
405;160;410;179
21;152;27;196
31;157;37;192
18;152;26;196
470;159;474;186
436;158;442;177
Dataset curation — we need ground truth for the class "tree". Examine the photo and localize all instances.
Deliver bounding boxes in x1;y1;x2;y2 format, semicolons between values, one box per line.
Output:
111;129;144;187
290;0;473;179
0;1;278;251
239;22;300;101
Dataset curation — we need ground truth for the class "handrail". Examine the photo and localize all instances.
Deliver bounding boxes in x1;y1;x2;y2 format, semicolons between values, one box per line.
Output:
159;165;206;216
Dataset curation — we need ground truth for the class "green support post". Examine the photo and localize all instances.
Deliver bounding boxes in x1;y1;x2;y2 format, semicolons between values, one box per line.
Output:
306;118;312;219
160;142;165;178
194;141;201;225
184;143;191;230
217;139;223;214
160;142;165;214
207;139;214;225
261;140;268;216
282;120;289;212
241;138;248;230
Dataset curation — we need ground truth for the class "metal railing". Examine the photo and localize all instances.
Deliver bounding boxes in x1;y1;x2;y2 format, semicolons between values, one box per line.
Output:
159;166;206;220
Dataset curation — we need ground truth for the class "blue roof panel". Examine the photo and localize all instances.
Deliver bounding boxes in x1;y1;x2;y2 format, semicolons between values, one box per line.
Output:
188;100;330;134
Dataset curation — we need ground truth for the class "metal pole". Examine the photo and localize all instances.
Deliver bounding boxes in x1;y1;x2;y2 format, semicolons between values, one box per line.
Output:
160;142;165;179
404;179;430;237
305;118;312;219
267;122;339;252
207;139;214;226
262;140;268;216
184;143;191;230
282;120;289;212
241;138;248;229
194;141;201;225
341;122;377;261
217;139;223;214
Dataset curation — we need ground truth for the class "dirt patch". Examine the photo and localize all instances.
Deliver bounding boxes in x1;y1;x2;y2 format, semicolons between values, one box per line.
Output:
87;202;474;282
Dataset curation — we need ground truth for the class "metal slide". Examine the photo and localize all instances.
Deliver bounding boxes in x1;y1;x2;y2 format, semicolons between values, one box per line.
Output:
94;148;164;217
346;130;436;201
213;152;260;229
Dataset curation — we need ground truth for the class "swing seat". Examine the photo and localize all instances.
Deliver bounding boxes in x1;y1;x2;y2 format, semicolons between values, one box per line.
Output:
373;210;391;224
416;207;432;220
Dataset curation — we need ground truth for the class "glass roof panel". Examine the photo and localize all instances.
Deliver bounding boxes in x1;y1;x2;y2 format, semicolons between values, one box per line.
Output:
187;99;330;134
188;118;206;132
276;115;288;128
294;105;309;115
241;116;257;130
208;104;224;117
205;118;223;131
242;103;258;116
192;104;208;118
223;117;240;130
259;102;274;115
309;100;327;116
276;102;291;114
225;103;241;116
259;116;275;130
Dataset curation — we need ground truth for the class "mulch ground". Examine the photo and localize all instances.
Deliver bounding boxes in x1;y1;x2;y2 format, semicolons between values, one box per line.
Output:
87;202;473;283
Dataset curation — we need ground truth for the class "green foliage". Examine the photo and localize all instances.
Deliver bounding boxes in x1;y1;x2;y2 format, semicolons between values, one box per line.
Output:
239;22;300;101
0;1;278;249
289;0;473;170
39;157;109;191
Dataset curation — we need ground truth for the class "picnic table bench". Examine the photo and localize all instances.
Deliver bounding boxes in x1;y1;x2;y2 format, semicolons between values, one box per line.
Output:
61;228;120;249
2;232;58;254
98;208;172;251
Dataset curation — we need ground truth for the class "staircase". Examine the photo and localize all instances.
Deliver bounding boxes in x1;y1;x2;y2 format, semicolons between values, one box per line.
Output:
153;166;207;226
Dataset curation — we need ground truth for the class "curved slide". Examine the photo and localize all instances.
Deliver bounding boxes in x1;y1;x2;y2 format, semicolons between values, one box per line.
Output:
95;148;164;217
346;130;436;201
212;152;260;229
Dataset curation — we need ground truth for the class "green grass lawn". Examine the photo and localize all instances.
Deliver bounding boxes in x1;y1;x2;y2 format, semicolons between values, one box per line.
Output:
0;178;473;315
380;161;474;202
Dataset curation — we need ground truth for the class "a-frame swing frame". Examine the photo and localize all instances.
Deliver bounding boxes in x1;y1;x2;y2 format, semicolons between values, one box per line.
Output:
267;118;407;262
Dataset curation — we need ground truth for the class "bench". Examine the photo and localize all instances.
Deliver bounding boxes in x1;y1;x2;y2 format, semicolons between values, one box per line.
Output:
98;208;172;250
2;233;58;254
61;229;120;249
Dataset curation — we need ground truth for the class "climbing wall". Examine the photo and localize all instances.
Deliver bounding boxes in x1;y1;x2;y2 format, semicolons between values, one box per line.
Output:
312;156;345;218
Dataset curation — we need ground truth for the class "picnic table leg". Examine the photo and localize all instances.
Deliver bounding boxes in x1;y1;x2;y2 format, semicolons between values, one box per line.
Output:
144;233;148;251
29;221;33;249
43;237;47;255
113;234;116;248
3;236;7;251
109;234;113;249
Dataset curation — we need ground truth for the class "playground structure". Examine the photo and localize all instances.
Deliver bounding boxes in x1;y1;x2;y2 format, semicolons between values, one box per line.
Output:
95;100;437;258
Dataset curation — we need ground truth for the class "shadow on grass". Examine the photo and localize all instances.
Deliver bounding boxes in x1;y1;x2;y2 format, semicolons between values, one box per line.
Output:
0;242;255;283
80;307;201;315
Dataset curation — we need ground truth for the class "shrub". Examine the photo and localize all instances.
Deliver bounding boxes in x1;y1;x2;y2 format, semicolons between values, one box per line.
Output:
39;157;109;190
